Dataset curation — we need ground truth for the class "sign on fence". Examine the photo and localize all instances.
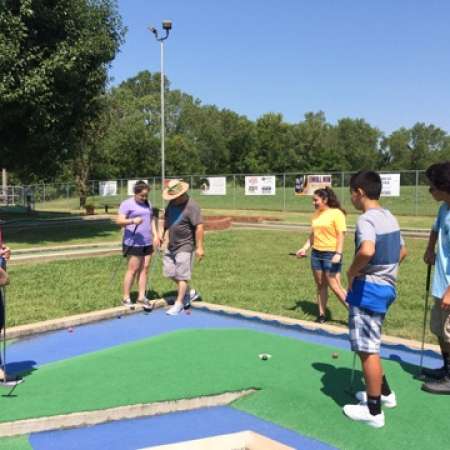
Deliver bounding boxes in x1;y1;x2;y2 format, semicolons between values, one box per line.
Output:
199;177;227;195
127;179;149;196
99;181;117;197
295;174;332;195
245;176;276;195
380;174;400;197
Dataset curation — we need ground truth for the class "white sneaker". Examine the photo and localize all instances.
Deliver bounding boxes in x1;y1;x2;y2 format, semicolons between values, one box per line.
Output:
343;404;385;428
166;302;184;316
183;289;201;309
189;288;201;302
355;391;397;408
122;298;133;307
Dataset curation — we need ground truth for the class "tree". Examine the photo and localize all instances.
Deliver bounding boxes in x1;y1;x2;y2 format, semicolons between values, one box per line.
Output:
382;124;450;170
291;112;337;171
332;118;382;171
245;113;296;173
0;0;124;181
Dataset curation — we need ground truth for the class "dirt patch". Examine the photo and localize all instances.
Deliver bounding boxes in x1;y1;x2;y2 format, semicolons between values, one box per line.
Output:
229;215;281;223
204;216;232;231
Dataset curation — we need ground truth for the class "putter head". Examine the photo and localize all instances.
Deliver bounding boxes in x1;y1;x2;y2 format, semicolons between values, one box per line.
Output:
0;376;23;388
413;371;427;381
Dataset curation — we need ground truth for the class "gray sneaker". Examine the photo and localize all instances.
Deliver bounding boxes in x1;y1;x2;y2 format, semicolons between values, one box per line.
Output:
422;376;450;395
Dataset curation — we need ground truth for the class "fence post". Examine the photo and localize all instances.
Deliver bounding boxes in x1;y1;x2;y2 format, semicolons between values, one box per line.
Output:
283;173;286;211
233;175;236;210
415;170;419;216
341;171;345;207
43;183;46;204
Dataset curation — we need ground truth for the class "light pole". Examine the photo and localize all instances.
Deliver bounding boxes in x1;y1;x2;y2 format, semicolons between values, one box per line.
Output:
149;20;172;206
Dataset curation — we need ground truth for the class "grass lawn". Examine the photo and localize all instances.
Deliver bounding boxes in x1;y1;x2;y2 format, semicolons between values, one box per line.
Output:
6;229;433;343
4;221;122;250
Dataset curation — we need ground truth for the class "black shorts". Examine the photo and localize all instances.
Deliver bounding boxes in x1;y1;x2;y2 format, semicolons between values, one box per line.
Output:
122;245;153;257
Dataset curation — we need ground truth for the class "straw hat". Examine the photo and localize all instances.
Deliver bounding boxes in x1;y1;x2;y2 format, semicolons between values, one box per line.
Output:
162;179;189;201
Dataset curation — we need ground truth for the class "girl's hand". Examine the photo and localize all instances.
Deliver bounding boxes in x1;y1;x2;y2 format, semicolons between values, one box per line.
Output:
331;253;342;264
133;217;143;225
296;248;307;258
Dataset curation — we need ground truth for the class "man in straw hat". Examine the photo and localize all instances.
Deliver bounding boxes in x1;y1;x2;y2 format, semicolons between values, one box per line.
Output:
162;179;204;315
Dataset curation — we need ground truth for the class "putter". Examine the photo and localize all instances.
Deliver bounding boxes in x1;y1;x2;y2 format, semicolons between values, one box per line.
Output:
0;259;23;391
110;224;138;285
417;264;432;378
142;246;162;312
347;352;357;395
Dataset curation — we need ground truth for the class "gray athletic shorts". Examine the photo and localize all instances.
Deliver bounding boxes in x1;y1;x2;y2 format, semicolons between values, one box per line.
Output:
163;251;195;281
349;305;385;354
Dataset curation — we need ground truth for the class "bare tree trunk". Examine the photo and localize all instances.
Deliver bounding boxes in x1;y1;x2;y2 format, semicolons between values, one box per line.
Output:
74;152;91;208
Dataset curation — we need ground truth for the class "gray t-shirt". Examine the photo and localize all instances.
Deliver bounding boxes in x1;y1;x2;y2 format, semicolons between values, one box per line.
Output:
355;208;404;287
165;197;203;253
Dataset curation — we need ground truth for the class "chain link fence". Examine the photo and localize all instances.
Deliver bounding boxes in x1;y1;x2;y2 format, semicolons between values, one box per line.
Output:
2;170;436;217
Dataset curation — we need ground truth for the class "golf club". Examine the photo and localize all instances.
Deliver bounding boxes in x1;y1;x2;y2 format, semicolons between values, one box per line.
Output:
110;224;138;285
0;254;23;392
346;351;357;395
417;264;432;377
288;252;344;263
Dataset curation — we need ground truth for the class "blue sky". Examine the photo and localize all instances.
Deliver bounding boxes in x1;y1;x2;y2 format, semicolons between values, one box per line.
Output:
110;0;450;134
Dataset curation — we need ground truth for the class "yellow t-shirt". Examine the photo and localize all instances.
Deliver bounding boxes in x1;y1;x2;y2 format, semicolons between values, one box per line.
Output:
311;208;347;252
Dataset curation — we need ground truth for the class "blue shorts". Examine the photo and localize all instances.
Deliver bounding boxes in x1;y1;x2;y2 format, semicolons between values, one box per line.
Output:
310;249;342;274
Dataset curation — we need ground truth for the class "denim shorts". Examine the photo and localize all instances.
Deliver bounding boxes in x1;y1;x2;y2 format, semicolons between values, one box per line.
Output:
310;249;342;273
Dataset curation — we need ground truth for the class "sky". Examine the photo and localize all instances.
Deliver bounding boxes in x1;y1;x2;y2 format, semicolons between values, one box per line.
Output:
109;0;450;134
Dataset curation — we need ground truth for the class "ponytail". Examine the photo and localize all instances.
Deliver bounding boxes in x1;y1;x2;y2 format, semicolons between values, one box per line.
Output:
314;187;346;215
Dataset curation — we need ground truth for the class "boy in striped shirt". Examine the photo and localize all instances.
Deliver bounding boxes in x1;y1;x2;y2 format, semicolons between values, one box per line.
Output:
343;171;407;428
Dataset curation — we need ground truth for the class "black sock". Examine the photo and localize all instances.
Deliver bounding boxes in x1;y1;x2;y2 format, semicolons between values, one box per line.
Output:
367;395;381;416
381;376;392;396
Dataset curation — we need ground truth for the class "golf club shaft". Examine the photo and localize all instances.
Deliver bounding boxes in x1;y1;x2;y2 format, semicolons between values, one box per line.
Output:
289;253;345;263
110;224;138;284
349;352;357;391
0;288;5;376
418;264;432;371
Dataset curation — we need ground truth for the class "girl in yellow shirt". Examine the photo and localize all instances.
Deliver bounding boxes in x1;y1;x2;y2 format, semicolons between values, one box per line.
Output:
297;187;348;323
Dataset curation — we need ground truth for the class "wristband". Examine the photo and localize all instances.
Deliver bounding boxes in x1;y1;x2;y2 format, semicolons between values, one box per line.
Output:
335;252;342;255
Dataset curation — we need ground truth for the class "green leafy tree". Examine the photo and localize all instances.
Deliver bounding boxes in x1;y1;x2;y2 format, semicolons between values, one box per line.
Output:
292;112;337;171
382;124;450;170
0;0;124;181
332;118;382;171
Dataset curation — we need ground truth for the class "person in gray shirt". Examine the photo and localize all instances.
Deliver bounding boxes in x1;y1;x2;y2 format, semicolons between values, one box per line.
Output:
161;180;205;316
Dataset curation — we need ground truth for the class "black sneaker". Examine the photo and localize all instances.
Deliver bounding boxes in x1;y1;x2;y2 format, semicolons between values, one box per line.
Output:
421;376;450;395
421;366;447;380
315;315;326;324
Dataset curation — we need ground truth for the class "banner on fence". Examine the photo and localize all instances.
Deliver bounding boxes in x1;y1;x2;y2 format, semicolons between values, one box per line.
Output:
199;177;226;195
127;179;149;196
99;181;117;197
380;174;400;197
245;176;276;195
295;174;332;195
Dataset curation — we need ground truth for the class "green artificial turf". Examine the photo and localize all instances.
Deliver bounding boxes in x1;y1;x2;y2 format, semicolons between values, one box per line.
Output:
0;329;447;450
0;436;31;450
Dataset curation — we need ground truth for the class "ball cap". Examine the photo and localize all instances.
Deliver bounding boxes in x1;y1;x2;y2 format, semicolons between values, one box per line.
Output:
163;179;190;201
